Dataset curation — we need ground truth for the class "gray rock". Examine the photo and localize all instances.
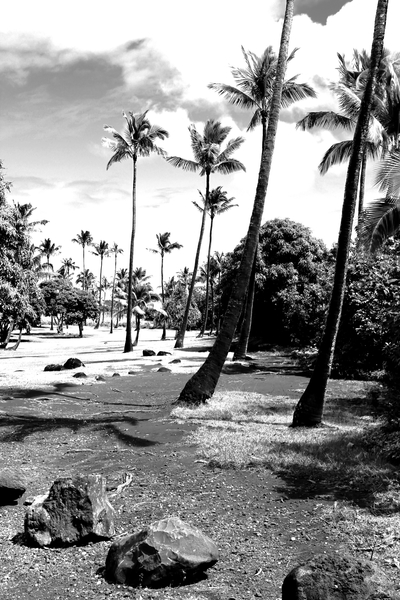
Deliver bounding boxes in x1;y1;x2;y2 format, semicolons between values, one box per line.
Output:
0;469;27;505
25;474;115;547
143;349;156;356
105;516;218;588
157;351;171;356
169;358;181;364
73;372;87;378
44;364;63;372
157;367;171;373
282;553;397;600
112;373;121;377
63;357;85;370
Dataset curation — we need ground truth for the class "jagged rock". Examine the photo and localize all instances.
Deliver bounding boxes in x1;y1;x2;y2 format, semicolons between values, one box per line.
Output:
0;469;27;505
44;364;63;372
73;372;87;378
112;373;121;377
157;351;171;356
105;516;218;588
169;358;181;364
24;474;115;547
143;349;156;356
282;553;397;600
157;367;171;373
63;357;85;370
95;375;106;381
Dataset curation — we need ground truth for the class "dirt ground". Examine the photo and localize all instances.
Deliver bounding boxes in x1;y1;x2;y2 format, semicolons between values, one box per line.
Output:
0;326;345;600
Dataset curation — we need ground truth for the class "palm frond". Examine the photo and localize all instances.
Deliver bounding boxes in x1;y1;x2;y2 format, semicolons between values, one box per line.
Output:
214;158;246;175
208;83;258;111
165;156;199;172
359;197;400;252
218;136;245;160
296;111;355;132
376;149;400;195
280;79;317;108
106;148;131;170
319;140;354;174
247;109;262;131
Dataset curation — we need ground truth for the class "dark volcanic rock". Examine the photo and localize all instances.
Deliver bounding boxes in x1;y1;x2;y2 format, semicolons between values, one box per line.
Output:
282;553;397;600
0;469;27;505
112;372;121;377
157;367;171;373
105;516;218;588
73;372;87;378
157;351;171;356
143;349;156;356
63;358;85;370
24;474;115;547
44;364;63;372
169;358;181;364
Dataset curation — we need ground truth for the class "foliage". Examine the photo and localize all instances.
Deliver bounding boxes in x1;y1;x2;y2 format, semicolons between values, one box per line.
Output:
221;218;334;346
160;283;202;331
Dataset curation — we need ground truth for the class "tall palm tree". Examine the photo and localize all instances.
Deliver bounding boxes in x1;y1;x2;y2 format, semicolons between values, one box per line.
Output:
37;238;61;278
58;258;77;279
194;187;237;336
72;230;93;290
292;0;389;427
109;243;123;334
166;119;246;348
102;111;168;353
91;240;109;328
148;232;183;340
208;42;316;353
176;0;296;404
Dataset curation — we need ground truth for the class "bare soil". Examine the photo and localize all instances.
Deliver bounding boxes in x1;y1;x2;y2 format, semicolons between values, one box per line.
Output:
0;327;352;600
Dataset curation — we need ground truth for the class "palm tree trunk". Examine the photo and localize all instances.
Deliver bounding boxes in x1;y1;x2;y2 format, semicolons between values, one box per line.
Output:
175;0;294;404
133;315;141;346
95;257;103;329
210;278;215;335
199;215;214;336
292;0;388;427
110;254;117;334
82;247;86;290
124;156;137;353
358;150;367;224
174;172;210;349
161;252;167;341
233;248;257;361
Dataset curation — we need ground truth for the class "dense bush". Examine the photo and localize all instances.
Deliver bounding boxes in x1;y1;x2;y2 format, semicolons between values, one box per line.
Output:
220;218;334;347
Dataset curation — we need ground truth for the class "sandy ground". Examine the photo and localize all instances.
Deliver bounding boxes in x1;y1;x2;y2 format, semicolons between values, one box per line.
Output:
0;325;218;390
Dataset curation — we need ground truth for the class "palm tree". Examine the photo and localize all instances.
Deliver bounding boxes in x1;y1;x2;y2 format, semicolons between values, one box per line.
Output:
58;258;77;279
148;232;183;340
292;0;389;427
166;120;246;348
76;269;95;291
102;111;168;353
37;238;61;278
131;281;163;346
208;41;316;353
91;240;109;328
100;277;111;325
194;187;237;336
72;230;93;290
175;0;295;404
109;243;123;334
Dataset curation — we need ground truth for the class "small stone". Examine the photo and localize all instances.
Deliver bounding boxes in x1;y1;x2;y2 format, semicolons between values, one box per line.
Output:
63;358;85;370
157;351;171;356
157;367;171;373
44;364;63;372
169;358;181;364
95;375;106;382
73;372;87;379
143;349;156;356
112;373;121;377
128;371;136;375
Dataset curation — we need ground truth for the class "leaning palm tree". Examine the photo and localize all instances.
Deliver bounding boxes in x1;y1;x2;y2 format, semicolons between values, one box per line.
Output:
176;0;296;404
166;119;246;348
292;0;389;427
194;187;237;336
109;243;124;334
102;111;168;353
91;240;109;328
208;41;316;354
148;232;183;340
72;230;93;290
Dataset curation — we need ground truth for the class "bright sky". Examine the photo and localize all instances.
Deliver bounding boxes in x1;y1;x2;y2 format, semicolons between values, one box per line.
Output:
1;0;399;290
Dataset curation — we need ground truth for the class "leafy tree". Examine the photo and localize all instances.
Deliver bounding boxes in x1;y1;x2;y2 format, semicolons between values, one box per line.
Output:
72;230;93;290
148;232;182;340
292;0;389;427
176;0;295;404
102;111;168;353
166;119;245;349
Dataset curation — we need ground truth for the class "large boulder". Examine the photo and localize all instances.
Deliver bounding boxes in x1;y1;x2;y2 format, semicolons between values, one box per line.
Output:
282;553;397;600
44;364;63;372
143;349;156;357
105;516;218;588
24;474;115;547
0;469;27;505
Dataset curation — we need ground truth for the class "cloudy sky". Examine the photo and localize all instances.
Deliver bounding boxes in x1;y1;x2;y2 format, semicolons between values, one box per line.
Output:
1;0;399;288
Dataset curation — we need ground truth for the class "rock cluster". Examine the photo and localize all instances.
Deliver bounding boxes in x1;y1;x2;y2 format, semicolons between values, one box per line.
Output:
44;357;85;372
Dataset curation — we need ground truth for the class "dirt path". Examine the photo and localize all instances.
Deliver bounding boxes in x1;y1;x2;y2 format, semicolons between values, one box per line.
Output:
0;328;341;600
